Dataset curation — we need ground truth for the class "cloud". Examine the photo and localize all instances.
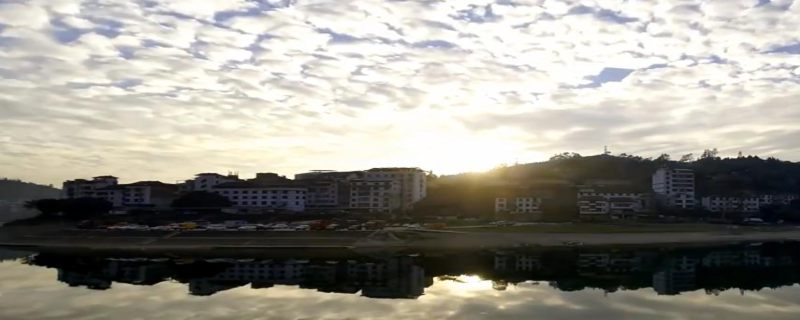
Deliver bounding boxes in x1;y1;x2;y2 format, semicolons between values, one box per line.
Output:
0;0;799;184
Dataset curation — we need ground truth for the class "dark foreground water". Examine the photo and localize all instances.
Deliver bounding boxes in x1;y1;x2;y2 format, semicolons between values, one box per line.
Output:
2;243;800;319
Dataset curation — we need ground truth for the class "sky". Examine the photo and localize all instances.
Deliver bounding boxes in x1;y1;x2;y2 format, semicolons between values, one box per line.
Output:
0;0;799;186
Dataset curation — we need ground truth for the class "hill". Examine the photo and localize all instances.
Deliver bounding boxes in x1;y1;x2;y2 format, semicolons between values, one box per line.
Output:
413;153;800;220
0;179;59;225
0;178;60;202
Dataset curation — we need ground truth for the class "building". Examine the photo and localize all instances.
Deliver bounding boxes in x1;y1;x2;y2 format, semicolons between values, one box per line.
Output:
349;178;399;213
365;168;427;211
211;181;307;212
303;180;343;209
495;197;543;214
179;173;240;193
295;168;428;213
62;176;119;198
652;256;698;295
577;185;646;220
701;194;799;214
62;176;177;210
652;168;696;209
295;171;363;210
93;181;178;209
701;196;756;213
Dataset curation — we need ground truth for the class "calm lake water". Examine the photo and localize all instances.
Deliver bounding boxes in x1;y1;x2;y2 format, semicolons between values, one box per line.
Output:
2;243;800;319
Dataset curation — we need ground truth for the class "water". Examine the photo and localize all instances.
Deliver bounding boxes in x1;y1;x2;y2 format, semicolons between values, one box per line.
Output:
2;243;800;319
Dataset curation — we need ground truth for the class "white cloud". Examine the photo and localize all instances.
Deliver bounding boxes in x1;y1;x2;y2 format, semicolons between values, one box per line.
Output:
0;0;799;185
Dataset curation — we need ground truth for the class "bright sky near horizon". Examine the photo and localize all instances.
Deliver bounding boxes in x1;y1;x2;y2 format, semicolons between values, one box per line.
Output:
0;0;799;186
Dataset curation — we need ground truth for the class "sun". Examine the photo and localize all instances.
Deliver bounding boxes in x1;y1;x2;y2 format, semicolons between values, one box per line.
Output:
402;131;543;175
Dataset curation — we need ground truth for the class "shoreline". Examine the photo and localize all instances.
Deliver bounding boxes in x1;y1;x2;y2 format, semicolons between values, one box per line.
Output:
3;225;800;255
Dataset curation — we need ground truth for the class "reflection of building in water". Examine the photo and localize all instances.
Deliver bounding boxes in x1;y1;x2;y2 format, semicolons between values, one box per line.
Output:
58;270;112;290
57;260;170;290
187;257;428;299
578;253;643;273
653;256;698;295
33;243;800;299
492;280;508;291
701;250;793;268
494;253;542;272
355;257;427;299
0;249;32;262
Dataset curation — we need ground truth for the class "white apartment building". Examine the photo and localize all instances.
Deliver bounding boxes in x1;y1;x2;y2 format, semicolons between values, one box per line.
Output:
652;168;696;209
701;194;799;213
181;173;240;192
578;187;645;220
93;181;178;209
62;176;119;198
365;168;427;211
349;179;399;213
212;181;306;212
494;197;542;214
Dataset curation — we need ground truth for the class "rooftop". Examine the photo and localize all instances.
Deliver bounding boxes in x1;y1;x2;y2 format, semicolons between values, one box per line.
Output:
213;181;305;189
367;167;424;172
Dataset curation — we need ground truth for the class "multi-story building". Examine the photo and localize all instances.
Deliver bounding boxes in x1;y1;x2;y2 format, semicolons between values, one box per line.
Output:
577;186;646;220
211;181;307;212
349;178;399;213
295;171;363;210
365;168;427;211
701;194;799;214
62;176;119;198
179;173;240;193
495;197;542;214
93;181;178;209
652;168;696;209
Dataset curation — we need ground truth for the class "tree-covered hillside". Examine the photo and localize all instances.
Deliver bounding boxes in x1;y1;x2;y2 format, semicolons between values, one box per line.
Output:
0;178;61;202
413;153;800;219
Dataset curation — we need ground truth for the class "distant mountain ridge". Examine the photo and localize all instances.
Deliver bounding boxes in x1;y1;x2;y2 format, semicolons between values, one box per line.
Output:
0;178;61;202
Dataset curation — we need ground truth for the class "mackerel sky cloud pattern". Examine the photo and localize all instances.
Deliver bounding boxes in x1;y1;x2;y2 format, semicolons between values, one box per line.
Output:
0;0;799;184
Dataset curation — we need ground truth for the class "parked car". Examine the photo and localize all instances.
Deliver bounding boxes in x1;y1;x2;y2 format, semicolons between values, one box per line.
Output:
206;224;227;231
742;217;767;225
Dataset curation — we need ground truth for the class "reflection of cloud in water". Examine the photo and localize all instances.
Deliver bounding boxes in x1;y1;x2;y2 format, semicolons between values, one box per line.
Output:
2;261;800;320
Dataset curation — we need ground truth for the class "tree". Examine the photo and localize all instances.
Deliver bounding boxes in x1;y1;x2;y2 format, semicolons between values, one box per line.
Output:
24;199;62;216
777;200;800;222
680;153;695;162
700;148;719;160
24;198;112;219
655;153;671;162
171;191;232;208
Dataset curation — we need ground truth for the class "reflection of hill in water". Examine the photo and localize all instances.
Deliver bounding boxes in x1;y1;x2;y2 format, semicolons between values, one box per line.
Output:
25;242;800;299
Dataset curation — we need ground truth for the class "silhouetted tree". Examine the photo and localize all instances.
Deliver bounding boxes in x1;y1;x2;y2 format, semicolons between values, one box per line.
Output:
680;153;695;162
700;148;719;160
24;198;112;219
